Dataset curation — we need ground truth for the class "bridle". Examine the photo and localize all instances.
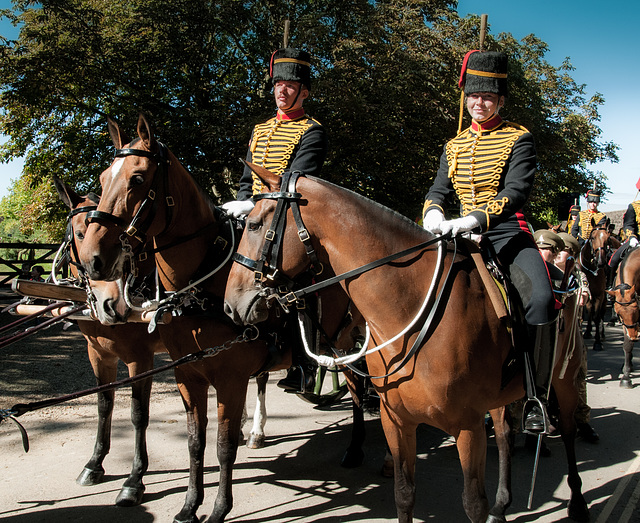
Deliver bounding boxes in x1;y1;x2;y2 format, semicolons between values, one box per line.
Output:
231;170;455;379
85;142;174;254
610;262;640;331
580;226;609;276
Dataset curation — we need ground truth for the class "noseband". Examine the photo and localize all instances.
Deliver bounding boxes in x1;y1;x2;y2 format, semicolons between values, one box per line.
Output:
85;143;174;251
232;171;323;302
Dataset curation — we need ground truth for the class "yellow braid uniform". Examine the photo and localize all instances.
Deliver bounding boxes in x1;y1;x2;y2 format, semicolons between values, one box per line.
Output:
622;201;640;240
248;117;315;194
576;210;606;239
444;122;528;226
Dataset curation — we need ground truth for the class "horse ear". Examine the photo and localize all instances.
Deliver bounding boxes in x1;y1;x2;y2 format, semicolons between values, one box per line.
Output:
605;289;616;297
244;161;281;191
52;176;84;210
547;222;553;229
137;113;157;150
107;116;130;149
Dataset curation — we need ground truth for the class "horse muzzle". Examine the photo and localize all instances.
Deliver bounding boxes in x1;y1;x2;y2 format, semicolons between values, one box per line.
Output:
224;288;271;326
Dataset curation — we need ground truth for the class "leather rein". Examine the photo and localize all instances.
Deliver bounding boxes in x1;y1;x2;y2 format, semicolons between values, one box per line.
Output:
231;171;455;379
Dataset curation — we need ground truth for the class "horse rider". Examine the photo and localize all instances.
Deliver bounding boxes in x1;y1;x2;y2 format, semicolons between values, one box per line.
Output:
570;190;608;245
423;50;561;435
536;230;599;445
608;196;640;275
222;47;328;394
566;204;580;234
555;232;600;443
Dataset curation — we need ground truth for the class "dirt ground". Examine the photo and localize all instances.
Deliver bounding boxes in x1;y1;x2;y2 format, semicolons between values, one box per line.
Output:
1;289;640;522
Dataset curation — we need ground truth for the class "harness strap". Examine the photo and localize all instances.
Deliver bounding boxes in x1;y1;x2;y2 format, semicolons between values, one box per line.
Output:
275;232;451;308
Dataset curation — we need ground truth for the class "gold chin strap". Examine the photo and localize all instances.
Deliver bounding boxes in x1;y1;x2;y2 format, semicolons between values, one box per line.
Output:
457;91;465;134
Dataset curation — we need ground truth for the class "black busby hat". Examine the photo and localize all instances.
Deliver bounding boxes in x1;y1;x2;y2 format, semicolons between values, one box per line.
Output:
269;48;312;89
459;50;508;96
586;190;601;203
569;204;580;216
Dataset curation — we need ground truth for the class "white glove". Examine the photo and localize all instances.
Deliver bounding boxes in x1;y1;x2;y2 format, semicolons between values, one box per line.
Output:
439;215;481;237
423;209;445;233
222;199;255;218
630;237;639;248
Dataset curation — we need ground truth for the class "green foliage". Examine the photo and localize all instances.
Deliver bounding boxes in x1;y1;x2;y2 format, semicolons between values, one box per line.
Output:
0;0;618;236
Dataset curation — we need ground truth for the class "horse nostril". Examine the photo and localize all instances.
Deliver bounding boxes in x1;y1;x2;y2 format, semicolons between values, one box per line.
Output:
92;255;103;274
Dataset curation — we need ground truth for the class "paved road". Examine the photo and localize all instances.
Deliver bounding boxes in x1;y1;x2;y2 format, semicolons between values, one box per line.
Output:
0;298;639;522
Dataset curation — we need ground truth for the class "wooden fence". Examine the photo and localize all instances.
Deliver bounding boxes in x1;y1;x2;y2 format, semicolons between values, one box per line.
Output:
0;242;67;286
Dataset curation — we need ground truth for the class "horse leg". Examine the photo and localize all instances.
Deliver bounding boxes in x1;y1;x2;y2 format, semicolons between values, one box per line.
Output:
246;373;268;449
620;333;634;389
554;378;589;522
341;368;365;468
206;377;249;523
583;307;593;339
457;422;490;523
487;407;513;523
116;362;153;507
381;410;417;523
76;345;117;486
173;369;210;523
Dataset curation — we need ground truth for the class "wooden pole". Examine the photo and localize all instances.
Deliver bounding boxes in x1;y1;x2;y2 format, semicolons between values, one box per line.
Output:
479;14;488;50
283;19;290;48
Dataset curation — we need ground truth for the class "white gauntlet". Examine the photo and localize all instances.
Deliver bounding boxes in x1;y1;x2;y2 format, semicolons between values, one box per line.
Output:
439;215;481;237
630;237;639;248
222;200;255;219
423;209;445;233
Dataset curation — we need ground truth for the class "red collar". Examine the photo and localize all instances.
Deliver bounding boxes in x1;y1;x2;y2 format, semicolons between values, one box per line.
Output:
276;108;306;121
471;115;503;132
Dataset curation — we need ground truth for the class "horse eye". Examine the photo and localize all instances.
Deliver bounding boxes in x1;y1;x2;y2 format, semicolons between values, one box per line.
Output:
75;231;85;241
131;175;145;186
247;220;261;232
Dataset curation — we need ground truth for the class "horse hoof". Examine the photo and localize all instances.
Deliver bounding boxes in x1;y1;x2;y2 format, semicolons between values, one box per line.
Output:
246;433;265;449
115;485;145;507
567;498;589;522
486;515;507;523
583;332;592;339
592;342;603;351
76;466;104;486
620;378;633;389
340;448;364;468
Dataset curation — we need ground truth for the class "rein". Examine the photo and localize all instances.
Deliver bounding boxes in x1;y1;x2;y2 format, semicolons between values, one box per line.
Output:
232;170;455;378
1;326;259;452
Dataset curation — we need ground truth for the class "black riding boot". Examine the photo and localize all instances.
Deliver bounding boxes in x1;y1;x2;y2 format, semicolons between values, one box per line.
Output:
277;356;317;394
523;319;558;434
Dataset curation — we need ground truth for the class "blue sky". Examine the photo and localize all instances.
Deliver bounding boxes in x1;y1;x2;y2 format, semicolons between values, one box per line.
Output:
1;1;638;212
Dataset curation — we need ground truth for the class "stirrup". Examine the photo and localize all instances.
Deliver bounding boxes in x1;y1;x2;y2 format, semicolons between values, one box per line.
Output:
522;397;551;435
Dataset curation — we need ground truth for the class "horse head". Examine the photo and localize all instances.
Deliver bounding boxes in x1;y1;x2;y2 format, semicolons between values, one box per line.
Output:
607;283;640;340
588;221;611;269
548;222;564;233
608;247;640;340
224;163;315;325
78;114;172;281
53;176;132;324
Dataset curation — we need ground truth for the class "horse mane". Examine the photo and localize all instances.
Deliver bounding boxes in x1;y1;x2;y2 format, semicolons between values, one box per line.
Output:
128;137;219;215
308;175;424;233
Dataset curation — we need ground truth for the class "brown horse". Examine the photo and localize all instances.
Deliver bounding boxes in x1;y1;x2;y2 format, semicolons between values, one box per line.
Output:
580;223;612;350
77;114;370;523
606;246;640;388
223;166;589;522
52;176;166;506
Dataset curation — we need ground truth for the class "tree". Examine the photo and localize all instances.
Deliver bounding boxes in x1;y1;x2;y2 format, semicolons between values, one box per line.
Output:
0;0;617;239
